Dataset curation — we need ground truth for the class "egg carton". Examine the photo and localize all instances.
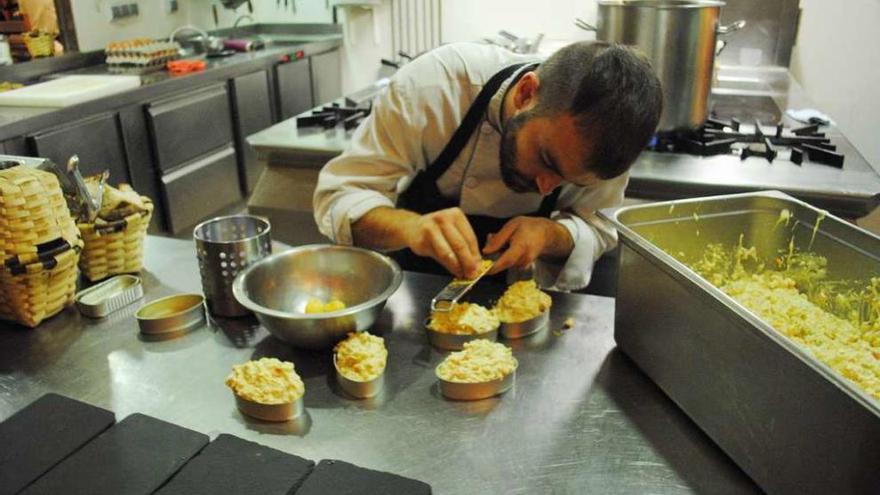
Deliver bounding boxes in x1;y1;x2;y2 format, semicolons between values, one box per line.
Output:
106;53;179;68
105;39;181;67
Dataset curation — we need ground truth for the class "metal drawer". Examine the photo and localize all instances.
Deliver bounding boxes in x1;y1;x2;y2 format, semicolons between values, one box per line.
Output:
28;113;130;182
160;146;242;234
148;85;234;173
275;57;313;120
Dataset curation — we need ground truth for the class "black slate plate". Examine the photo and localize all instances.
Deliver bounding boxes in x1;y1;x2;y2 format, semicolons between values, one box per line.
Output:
155;433;315;495
20;413;209;495
296;459;432;495
0;393;115;495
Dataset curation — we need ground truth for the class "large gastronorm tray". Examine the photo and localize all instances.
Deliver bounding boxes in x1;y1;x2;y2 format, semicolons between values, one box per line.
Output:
601;191;880;495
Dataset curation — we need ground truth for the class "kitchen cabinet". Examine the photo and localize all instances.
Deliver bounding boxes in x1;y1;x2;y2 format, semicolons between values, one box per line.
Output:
275;57;313;121
230;70;273;194
146;84;242;234
159;146;241;234
1;137;28;156
119;105;165;232
147;84;235;173
310;49;342;108
27;113;130;182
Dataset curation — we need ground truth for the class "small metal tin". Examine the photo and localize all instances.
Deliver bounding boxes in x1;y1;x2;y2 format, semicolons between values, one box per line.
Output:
75;275;144;318
234;394;304;422
436;365;517;401
424;317;498;351
500;309;550;339
334;355;384;399
135;294;206;335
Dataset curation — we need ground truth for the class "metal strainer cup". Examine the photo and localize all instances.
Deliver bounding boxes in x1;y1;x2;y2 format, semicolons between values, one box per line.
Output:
194;214;271;317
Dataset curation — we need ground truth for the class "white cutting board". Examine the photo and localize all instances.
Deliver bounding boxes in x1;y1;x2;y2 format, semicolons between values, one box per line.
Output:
0;75;141;108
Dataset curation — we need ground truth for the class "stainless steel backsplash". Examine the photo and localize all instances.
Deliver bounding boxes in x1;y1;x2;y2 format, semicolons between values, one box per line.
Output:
717;0;801;67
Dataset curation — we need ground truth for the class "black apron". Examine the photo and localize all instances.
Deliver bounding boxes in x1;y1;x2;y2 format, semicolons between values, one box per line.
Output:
391;62;560;277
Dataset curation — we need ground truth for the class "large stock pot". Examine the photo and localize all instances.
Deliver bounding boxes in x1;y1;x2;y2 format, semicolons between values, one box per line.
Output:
580;1;745;132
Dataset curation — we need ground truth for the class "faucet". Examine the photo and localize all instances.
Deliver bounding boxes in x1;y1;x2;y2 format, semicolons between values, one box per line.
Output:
233;15;255;37
169;25;210;44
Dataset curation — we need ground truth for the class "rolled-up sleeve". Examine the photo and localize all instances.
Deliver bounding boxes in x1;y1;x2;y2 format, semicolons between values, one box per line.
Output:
313;80;424;245
535;172;629;291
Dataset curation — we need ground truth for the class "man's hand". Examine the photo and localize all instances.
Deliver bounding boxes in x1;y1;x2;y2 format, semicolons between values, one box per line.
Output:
483;216;574;274
402;207;481;279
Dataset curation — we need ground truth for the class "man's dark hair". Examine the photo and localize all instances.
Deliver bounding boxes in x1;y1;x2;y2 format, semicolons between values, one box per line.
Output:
534;41;663;179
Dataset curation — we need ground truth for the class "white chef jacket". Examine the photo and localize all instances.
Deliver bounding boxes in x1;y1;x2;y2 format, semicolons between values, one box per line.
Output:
313;42;628;291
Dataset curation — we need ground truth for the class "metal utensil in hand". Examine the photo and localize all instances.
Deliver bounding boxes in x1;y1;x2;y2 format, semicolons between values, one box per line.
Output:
429;260;494;312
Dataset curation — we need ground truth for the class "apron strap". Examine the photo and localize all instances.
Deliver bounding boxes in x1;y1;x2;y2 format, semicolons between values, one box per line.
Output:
537;187;561;218
423;62;537;183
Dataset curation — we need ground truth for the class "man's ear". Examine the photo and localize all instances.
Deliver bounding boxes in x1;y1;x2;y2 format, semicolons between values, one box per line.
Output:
513;72;540;112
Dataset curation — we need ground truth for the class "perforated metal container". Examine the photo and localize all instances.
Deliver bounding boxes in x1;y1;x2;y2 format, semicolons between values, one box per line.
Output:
601;191;880;495
194;215;271;317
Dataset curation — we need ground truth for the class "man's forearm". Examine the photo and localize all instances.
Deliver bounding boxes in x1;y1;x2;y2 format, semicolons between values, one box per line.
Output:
542;220;575;260
351;206;420;251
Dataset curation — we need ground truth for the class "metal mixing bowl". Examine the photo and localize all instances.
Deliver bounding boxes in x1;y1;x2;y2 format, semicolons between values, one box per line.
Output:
232;245;403;349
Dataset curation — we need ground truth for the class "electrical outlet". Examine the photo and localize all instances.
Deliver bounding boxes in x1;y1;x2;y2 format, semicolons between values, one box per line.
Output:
164;0;179;14
108;1;140;22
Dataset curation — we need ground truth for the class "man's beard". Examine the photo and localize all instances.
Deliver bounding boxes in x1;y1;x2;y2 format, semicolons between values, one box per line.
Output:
499;112;538;193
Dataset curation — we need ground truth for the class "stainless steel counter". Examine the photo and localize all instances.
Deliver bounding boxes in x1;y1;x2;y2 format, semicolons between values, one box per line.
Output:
0;236;759;494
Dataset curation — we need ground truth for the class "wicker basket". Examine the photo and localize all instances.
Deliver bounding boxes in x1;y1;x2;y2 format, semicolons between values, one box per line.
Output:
23;31;55;58
77;197;153;282
0;166;82;327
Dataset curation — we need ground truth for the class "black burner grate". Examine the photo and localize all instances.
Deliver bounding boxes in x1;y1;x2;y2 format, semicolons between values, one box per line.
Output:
296;101;372;131
649;118;845;168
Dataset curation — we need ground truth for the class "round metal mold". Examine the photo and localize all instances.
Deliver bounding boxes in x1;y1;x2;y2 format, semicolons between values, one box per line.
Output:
234;394;304;422
423;316;499;351
436;363;518;401
499;309;550;339
194;214;272;317
135;293;206;335
333;355;385;399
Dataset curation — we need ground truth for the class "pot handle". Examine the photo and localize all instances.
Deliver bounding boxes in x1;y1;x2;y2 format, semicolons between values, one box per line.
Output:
717;19;746;35
575;17;597;32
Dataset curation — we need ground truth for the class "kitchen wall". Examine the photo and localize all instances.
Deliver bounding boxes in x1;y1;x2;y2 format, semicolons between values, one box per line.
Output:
187;0;333;32
790;0;880;170
439;0;591;48
71;0;333;52
71;1;188;51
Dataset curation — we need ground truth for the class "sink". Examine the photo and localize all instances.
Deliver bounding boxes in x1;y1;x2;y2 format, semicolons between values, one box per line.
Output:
708;93;783;124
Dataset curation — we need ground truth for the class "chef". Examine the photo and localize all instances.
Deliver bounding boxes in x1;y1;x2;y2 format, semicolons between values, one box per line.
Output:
313;41;662;292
